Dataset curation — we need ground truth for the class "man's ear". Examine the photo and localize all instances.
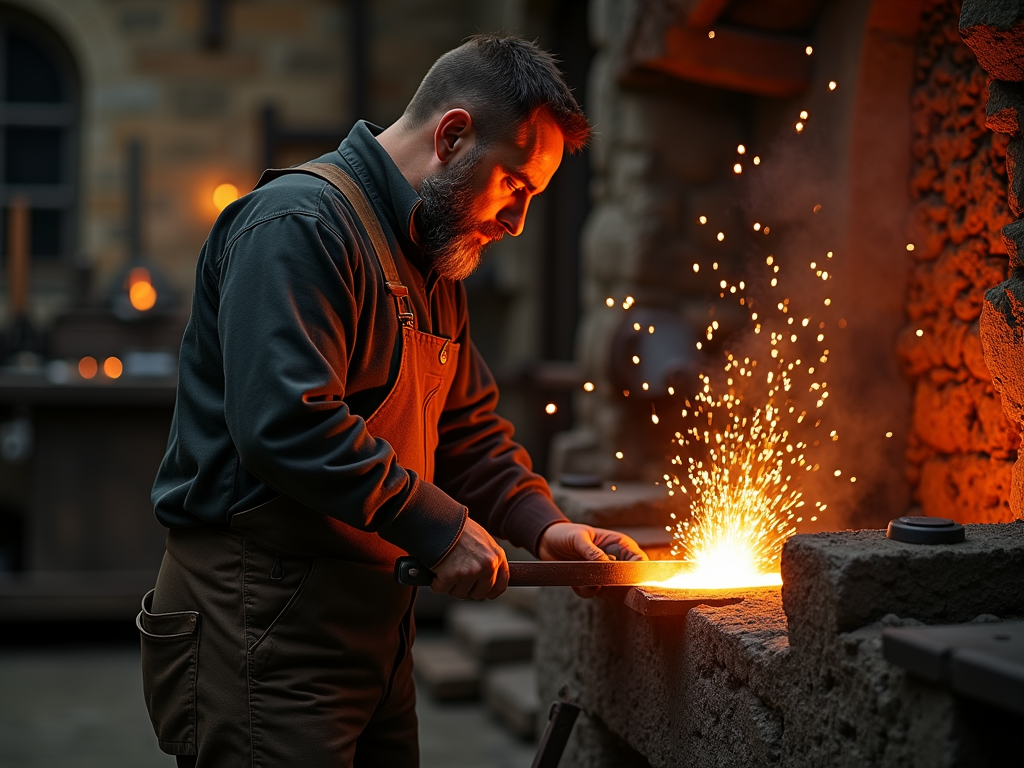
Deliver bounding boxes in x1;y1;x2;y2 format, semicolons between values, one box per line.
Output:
433;109;475;164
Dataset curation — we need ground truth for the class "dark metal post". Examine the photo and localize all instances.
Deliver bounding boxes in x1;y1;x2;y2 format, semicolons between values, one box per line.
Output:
349;0;368;124
261;105;278;172
126;138;142;264
203;0;226;50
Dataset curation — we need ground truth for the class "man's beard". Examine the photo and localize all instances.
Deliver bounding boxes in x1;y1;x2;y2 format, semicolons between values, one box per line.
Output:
417;145;505;282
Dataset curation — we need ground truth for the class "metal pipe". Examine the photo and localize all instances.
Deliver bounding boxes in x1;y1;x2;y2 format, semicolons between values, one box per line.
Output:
349;0;368;123
126;138;142;263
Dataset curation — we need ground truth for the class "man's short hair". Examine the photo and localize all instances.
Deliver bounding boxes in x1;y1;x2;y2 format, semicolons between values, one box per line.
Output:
404;34;591;154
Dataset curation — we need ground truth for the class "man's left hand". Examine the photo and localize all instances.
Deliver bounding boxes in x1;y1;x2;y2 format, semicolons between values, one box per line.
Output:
537;523;648;598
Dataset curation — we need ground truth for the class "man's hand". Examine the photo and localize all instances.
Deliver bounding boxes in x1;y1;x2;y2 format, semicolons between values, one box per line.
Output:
537;523;648;597
431;517;509;600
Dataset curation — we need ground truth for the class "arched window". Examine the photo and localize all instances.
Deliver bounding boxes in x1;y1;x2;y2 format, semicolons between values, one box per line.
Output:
0;6;79;265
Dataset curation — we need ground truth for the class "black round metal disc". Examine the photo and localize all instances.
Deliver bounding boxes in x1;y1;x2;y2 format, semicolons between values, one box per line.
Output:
886;516;965;545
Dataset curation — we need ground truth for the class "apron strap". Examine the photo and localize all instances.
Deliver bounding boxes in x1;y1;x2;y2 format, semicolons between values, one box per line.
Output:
255;163;415;327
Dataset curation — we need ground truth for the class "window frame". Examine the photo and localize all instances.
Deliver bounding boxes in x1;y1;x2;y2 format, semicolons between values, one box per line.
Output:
0;6;80;267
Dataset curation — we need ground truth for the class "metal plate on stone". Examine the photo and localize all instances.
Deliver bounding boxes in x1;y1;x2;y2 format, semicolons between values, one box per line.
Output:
882;621;1024;716
624;586;746;616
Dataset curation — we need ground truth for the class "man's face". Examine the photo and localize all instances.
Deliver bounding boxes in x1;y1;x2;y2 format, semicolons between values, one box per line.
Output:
417;110;565;281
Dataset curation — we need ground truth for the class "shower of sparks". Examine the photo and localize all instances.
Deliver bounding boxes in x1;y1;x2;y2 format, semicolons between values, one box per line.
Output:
641;139;850;592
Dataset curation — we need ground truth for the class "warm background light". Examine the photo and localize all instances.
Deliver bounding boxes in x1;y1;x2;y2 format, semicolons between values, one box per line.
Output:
213;183;240;212
104;357;123;379
127;266;157;311
79;356;97;379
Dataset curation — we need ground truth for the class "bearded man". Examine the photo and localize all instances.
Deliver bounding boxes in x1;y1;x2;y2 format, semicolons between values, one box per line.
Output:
139;34;645;768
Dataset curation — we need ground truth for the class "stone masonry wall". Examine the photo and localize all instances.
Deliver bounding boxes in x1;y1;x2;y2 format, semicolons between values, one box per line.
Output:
960;0;1024;520
897;0;1019;523
562;0;747;481
10;0;476;321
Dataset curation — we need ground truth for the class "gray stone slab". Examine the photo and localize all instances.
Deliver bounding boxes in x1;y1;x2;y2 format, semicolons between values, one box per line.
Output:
413;636;481;702
448;602;537;663
550;482;671;528
482;663;540;740
499;585;540;616
781;522;1024;649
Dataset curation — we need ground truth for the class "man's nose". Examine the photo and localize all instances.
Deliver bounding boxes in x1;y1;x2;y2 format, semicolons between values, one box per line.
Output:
497;195;530;237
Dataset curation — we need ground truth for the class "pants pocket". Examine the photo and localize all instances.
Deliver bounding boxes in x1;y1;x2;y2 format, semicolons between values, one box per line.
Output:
137;589;200;756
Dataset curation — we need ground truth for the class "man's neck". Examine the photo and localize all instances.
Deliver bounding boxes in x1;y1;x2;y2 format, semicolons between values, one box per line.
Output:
375;118;430;193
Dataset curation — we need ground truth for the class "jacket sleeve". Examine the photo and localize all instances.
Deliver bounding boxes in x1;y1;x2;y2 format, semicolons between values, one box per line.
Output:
432;290;570;557
217;210;466;567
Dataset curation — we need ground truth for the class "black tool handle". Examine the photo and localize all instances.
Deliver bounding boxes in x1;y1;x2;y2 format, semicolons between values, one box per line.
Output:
394;557;436;586
531;701;582;768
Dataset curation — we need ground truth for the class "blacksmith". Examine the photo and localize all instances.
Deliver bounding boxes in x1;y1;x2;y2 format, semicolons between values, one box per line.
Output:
140;34;646;767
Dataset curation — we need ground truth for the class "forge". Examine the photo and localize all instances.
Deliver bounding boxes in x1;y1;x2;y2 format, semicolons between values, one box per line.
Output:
538;0;1024;765
539;485;1024;767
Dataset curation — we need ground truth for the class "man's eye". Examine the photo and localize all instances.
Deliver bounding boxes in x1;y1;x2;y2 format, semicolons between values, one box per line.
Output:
505;178;519;192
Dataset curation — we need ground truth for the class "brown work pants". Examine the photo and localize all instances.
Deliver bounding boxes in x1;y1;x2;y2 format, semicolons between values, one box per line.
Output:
139;526;418;767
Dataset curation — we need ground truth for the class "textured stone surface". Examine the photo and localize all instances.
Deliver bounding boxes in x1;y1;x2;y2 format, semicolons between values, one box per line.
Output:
980;274;1024;514
960;0;1024;81
550;482;671;528
986;79;1024;134
781;523;1024;649
536;523;1024;768
962;0;1024;519
902;0;1018;523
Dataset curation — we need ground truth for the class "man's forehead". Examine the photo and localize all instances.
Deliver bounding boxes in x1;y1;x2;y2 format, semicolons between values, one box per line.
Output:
499;111;564;187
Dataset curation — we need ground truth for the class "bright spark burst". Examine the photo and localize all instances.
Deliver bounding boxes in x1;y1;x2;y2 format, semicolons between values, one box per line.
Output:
647;186;848;591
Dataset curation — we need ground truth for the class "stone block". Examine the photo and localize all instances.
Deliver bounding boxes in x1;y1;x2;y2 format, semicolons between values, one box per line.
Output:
551;482;671;528
882;620;1024;716
781;523;1024;650
448;602;537;664
499;585;540;616
985;79;1024;134
1001;218;1024;268
980;272;1024;518
981;273;1024;426
960;0;1024;81
481;663;540;740
1008;136;1024;216
412;636;480;702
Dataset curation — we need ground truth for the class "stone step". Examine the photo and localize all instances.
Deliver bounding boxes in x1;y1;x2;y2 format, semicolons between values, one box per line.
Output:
412;636;481;702
447;601;537;663
499;585;540;616
483;662;540;740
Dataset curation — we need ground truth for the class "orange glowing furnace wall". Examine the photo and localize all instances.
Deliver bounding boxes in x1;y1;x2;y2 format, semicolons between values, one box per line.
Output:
898;0;1019;523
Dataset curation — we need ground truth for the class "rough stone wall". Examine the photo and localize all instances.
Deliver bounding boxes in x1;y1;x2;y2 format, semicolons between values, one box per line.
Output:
960;0;1024;520
897;0;1019;523
559;0;746;481
536;521;1024;768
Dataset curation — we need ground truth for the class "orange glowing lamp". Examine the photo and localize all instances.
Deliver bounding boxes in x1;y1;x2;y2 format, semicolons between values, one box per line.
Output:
127;267;158;311
104;357;123;379
79;356;98;379
213;183;240;212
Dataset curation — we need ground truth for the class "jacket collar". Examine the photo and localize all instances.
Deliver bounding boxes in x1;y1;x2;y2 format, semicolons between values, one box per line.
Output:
337;120;422;251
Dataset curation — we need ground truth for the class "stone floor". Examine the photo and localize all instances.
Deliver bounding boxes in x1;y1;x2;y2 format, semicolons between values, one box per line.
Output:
0;639;536;768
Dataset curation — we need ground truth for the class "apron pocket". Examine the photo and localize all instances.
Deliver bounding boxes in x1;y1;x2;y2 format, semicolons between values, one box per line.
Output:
137;589;200;756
